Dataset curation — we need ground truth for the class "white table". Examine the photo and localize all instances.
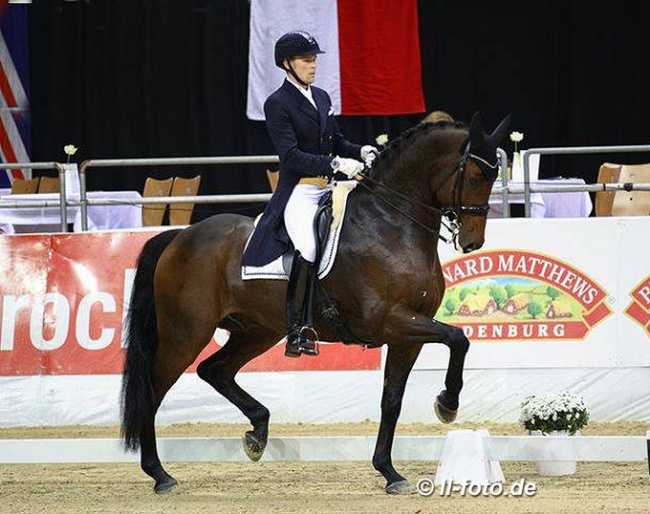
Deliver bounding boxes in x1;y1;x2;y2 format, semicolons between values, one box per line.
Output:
489;178;593;218
0;190;143;234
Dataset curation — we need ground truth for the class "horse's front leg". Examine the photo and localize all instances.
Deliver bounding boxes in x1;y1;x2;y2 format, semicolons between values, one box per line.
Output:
400;314;469;422
373;343;422;495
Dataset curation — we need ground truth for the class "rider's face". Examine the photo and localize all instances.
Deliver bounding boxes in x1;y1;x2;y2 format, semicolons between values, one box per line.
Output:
286;55;317;85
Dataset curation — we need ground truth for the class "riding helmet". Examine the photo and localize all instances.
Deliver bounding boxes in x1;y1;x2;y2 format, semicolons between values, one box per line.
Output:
274;31;325;69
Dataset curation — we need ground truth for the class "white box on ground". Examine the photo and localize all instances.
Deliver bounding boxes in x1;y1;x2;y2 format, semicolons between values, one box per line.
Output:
434;429;504;486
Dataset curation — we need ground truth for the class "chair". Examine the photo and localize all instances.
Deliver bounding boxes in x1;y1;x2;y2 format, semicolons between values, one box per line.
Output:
142;177;174;227
169;175;201;226
11;178;40;194
37;176;61;194
266;170;279;192
612;164;650;216
597;163;650;216
595;163;621;216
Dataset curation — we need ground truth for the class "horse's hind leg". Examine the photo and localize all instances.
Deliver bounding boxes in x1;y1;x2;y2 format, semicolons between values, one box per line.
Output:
197;315;282;462
142;312;219;493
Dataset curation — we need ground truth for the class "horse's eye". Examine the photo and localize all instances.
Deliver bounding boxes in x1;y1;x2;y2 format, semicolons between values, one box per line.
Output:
468;176;479;187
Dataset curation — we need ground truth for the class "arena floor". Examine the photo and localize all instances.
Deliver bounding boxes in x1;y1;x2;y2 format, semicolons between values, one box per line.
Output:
1;422;648;514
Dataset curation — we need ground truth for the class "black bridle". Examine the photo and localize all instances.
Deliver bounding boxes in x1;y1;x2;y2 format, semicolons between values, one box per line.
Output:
357;143;498;244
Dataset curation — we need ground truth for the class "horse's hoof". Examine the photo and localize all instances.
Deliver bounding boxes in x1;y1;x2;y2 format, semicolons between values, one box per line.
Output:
242;431;267;462
434;394;458;424
386;479;417;495
154;476;178;494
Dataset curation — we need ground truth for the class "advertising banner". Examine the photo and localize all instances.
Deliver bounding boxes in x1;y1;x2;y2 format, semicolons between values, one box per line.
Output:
0;231;380;377
417;217;650;370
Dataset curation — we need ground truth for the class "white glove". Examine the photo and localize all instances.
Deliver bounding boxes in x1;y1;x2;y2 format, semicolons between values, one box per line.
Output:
331;157;364;179
360;145;379;166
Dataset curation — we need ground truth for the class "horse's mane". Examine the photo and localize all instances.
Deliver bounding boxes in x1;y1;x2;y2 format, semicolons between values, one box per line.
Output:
371;120;468;178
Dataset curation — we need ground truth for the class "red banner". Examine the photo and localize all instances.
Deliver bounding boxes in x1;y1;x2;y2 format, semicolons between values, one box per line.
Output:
0;232;380;376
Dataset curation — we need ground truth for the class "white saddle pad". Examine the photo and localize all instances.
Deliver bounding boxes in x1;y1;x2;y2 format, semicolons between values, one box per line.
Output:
242;181;356;280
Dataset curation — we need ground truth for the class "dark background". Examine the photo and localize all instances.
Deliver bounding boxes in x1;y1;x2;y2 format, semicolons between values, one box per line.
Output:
26;0;650;220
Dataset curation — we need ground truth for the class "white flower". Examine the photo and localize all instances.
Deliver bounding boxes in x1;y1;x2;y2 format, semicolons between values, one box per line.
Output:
64;145;78;156
375;134;389;147
510;131;524;143
520;391;589;435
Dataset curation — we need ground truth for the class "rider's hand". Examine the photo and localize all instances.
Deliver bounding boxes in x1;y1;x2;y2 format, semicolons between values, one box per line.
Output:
331;157;364;179
360;145;379;166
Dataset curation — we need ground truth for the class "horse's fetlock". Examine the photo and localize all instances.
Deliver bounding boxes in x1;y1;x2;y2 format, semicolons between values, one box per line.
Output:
372;455;389;472
250;406;270;427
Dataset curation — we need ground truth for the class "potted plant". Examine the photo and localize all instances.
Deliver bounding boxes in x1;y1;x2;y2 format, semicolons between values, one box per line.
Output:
520;391;589;476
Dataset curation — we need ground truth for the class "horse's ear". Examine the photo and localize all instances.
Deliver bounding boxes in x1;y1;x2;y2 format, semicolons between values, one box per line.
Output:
486;114;512;148
469;111;484;149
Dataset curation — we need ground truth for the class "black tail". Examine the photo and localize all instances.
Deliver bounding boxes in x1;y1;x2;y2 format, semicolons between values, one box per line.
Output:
121;229;182;452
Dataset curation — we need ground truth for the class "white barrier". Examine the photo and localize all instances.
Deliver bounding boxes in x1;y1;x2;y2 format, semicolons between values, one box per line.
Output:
1;217;650;426
0;435;645;464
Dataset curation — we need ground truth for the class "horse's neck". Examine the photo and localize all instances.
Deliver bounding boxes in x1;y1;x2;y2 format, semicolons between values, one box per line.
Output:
348;185;443;248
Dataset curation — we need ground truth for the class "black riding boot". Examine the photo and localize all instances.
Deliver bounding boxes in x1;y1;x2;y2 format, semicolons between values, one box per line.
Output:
285;252;319;358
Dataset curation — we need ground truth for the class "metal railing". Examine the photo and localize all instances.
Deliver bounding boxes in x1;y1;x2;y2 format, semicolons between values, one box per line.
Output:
2;147;650;233
0;162;67;232
78;155;279;231
522;145;650;217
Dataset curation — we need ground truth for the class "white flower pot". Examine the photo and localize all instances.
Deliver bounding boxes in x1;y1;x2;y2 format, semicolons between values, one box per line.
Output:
530;430;579;477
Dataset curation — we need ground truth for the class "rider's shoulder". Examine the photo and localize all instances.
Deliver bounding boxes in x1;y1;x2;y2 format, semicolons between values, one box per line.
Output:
311;86;331;104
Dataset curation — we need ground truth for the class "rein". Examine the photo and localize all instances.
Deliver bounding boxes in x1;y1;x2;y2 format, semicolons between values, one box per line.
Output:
357;146;495;244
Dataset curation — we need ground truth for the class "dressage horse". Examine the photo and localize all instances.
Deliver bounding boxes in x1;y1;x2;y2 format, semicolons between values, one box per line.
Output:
121;112;510;494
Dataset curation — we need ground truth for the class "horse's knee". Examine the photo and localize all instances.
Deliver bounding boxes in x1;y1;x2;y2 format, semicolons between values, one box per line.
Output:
449;326;470;353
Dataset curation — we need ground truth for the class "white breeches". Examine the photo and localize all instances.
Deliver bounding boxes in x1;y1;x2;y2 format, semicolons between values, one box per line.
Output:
284;183;332;263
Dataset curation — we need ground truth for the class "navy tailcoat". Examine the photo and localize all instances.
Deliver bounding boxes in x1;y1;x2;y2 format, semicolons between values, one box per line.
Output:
242;80;362;266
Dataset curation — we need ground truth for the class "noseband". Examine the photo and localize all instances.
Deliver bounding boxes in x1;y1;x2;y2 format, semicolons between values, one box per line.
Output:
358;143;498;243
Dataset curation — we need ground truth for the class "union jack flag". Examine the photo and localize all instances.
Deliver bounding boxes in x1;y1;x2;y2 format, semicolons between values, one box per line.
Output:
0;1;30;188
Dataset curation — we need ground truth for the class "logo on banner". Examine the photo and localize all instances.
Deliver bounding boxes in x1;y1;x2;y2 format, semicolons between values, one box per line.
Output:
436;250;612;341
624;275;650;337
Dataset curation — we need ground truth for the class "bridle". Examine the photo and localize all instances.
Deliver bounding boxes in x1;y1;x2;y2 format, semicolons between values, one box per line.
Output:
357;143;499;244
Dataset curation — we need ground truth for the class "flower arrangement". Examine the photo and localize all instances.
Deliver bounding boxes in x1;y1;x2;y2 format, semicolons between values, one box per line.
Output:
520;391;589;435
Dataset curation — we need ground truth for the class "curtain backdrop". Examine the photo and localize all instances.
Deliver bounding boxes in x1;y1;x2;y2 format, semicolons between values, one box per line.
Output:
27;0;650;220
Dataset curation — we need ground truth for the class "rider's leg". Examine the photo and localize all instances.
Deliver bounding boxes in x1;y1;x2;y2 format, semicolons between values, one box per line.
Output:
284;251;318;357
283;184;322;357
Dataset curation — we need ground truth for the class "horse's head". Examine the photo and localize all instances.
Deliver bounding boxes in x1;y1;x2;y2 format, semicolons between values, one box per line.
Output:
432;112;510;253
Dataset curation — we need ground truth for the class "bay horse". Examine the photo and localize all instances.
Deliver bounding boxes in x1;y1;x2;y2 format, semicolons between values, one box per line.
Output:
121;112;510;494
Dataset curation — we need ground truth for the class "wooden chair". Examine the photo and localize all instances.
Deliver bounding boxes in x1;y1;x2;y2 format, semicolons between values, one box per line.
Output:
142;177;174;227
266;170;279;193
11;178;40;194
37;176;61;194
595;163;621;216
169;175;201;226
611;164;650;216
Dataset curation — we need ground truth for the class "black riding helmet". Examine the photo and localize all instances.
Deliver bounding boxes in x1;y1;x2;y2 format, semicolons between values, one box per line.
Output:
274;31;325;86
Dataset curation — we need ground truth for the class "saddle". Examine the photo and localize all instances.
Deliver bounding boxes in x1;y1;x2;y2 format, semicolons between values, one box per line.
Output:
282;190;375;347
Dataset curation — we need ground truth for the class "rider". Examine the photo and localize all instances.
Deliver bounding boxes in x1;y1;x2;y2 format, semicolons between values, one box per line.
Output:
242;31;378;358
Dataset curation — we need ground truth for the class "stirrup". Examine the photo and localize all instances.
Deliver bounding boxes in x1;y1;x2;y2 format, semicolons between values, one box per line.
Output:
285;326;320;358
